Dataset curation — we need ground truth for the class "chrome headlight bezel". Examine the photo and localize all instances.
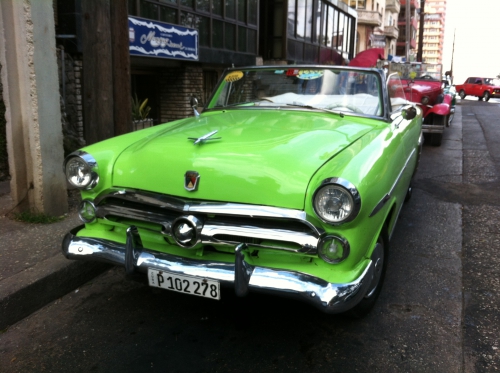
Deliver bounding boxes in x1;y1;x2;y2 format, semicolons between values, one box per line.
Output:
312;178;361;225
317;234;350;263
63;151;99;190
78;199;97;223
421;96;430;105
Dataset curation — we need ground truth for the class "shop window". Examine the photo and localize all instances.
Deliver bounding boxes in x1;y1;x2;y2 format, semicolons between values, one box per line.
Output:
180;0;193;8
197;0;210;12
160;7;177;23
248;29;256;54
212;0;223;16
238;26;247;52
249;0;257;24
238;0;246;22
225;23;236;50
181;11;200;28
159;0;177;4
213;20;223;48
199;16;210;47
140;0;159;19
128;0;138;15
226;1;236;19
288;1;296;37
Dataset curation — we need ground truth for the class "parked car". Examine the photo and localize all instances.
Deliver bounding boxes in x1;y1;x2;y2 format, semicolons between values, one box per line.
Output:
388;62;452;146
62;65;422;316
455;77;500;101
443;75;457;123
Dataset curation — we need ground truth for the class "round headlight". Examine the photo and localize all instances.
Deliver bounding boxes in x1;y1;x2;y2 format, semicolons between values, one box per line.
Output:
421;96;430;105
64;153;99;190
313;178;360;224
78;200;96;223
318;235;350;263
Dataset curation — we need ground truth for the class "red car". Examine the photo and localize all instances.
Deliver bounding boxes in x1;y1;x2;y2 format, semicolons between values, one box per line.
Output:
455;77;500;101
388;63;452;147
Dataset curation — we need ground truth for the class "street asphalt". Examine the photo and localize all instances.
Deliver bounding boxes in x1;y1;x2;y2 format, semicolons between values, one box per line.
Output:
0;185;109;330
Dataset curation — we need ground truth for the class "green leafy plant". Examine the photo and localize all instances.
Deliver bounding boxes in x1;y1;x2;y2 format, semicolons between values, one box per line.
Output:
131;93;151;120
13;211;63;224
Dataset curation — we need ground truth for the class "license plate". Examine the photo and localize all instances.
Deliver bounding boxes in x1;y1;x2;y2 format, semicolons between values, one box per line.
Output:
148;269;220;300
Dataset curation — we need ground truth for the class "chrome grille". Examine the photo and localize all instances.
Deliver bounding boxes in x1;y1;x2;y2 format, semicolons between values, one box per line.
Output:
92;189;322;253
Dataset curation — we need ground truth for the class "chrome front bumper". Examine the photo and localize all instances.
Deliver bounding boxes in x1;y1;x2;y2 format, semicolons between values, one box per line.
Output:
62;226;374;314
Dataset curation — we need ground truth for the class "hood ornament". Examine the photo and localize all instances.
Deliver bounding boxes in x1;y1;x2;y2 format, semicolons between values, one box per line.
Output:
188;130;221;145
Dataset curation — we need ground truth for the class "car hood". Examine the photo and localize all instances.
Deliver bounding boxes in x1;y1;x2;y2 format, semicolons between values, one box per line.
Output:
112;109;378;209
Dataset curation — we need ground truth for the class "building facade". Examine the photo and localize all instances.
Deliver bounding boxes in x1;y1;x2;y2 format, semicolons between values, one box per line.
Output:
344;0;400;59
55;0;358;146
418;0;447;65
396;0;419;59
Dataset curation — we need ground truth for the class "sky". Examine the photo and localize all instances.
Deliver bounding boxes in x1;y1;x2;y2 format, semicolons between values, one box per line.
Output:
442;0;500;84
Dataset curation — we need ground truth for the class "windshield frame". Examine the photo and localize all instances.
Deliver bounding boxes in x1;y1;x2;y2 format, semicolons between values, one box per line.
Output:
203;65;389;121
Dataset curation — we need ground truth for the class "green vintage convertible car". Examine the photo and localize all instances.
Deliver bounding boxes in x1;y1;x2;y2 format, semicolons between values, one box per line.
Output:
62;65;422;316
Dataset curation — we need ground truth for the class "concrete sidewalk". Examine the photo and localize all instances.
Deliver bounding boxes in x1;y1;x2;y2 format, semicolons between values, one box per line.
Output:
0;184;109;330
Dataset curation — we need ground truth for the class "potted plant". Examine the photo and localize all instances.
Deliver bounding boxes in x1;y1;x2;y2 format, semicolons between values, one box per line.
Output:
131;93;153;130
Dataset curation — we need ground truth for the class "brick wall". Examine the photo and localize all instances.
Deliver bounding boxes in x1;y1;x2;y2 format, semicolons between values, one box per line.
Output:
159;65;204;123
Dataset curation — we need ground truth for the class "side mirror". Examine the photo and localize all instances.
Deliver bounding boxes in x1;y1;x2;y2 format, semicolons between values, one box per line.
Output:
402;106;417;120
190;96;200;117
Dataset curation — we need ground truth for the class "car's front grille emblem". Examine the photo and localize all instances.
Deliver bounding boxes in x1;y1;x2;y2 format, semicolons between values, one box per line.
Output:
184;171;200;191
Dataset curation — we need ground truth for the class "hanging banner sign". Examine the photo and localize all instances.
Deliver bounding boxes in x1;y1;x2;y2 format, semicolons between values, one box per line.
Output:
128;16;198;61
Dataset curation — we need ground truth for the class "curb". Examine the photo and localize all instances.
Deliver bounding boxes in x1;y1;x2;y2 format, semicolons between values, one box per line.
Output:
0;254;110;330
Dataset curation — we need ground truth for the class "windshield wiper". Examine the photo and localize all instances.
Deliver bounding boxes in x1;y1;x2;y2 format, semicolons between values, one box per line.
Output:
286;103;345;118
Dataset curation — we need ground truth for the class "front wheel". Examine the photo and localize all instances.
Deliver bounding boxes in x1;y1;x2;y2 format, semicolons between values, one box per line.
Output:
459;90;466;99
483;91;490;102
345;233;387;318
429;115;445;146
430;133;442;146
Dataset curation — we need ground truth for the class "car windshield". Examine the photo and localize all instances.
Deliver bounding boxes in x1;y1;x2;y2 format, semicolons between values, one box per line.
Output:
484;78;498;85
208;67;384;117
389;62;443;81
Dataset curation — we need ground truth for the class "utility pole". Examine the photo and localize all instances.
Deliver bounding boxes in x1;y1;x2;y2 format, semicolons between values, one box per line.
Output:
82;0;132;145
405;0;411;61
417;0;426;62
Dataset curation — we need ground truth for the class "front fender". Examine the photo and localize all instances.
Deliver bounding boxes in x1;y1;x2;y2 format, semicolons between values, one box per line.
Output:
427;101;450;116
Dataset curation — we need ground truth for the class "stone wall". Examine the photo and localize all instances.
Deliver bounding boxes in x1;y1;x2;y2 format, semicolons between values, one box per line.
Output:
159;65;204;123
0;63;8;181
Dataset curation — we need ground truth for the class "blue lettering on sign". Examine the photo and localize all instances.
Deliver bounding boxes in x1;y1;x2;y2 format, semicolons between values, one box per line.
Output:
128;16;198;61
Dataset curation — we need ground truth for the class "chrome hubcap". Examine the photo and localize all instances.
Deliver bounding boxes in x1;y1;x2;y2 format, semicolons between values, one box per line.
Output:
365;241;384;298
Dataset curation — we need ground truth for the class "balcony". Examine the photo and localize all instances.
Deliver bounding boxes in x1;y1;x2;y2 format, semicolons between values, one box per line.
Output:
386;0;401;14
384;25;399;39
400;0;420;9
357;10;382;27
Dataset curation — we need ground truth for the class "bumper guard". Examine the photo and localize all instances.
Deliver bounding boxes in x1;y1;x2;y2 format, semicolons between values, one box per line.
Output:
62;226;374;314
